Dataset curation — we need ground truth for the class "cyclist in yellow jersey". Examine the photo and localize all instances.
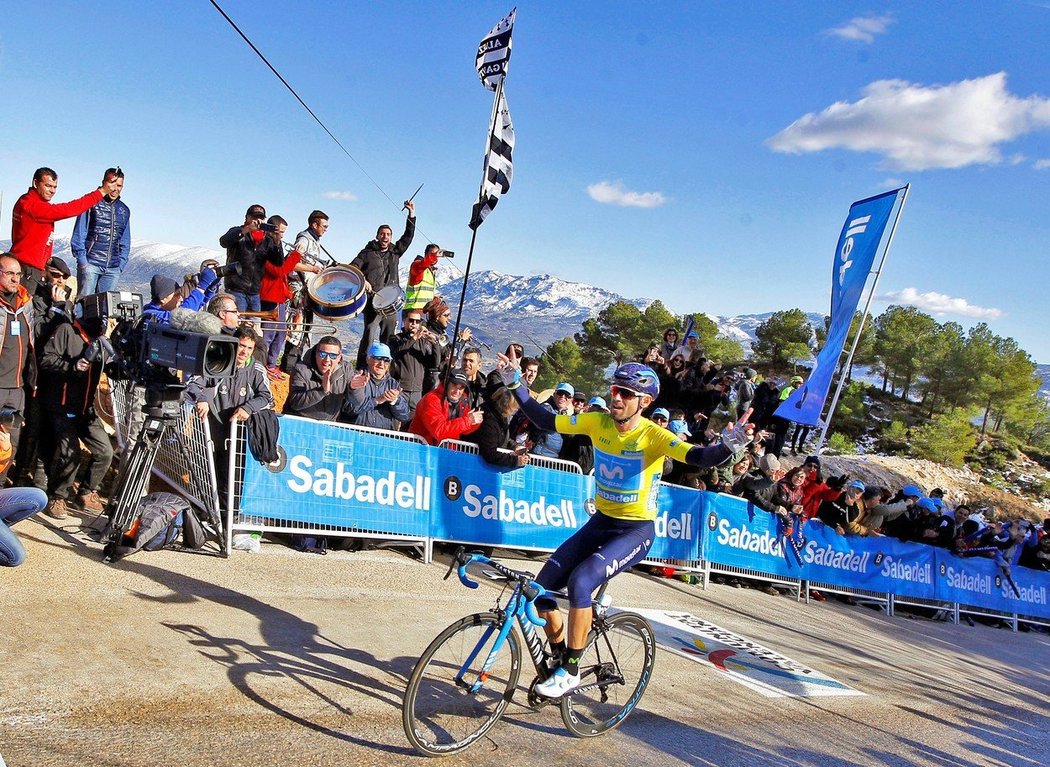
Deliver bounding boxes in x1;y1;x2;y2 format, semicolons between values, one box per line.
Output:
495;356;757;697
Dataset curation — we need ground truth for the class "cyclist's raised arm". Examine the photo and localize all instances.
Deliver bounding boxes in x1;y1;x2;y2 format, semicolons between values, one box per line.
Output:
510;385;557;431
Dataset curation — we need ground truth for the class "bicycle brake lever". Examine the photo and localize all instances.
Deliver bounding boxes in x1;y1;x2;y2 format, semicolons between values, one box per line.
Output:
522;582;547;627
443;546;466;581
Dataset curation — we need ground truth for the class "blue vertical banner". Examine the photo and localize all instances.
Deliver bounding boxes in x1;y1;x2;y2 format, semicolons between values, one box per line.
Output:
775;188;904;426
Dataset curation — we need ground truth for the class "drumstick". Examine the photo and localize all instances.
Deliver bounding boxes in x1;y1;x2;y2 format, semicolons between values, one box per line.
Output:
402;183;424;211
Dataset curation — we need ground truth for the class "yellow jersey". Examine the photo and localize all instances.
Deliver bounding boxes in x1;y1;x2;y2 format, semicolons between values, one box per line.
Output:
555;412;692;521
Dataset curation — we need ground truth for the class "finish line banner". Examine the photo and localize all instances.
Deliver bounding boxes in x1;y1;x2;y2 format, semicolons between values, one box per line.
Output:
775;188;903;427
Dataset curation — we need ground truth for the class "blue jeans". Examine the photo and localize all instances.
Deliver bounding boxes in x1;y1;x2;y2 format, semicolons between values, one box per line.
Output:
0;487;47;567
230;292;261;313
78;262;123;297
260;301;287;367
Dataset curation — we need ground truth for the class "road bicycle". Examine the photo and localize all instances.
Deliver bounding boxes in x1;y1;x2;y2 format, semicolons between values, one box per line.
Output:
402;548;656;757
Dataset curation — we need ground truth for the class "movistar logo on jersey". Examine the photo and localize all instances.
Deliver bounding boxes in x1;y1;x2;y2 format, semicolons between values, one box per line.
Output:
286;456;431;510
594;452;642;492
461;484;578;528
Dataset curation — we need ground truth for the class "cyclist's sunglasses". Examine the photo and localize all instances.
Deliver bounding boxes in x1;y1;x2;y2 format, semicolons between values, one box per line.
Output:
610;385;645;400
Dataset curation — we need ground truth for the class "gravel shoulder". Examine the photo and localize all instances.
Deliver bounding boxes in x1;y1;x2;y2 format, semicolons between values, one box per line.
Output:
1;514;1048;767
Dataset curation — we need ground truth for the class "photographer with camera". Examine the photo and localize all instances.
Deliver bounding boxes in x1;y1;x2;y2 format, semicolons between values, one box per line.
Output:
405;243;452;313
143;269;218;325
38;313;115;519
219;204;285;313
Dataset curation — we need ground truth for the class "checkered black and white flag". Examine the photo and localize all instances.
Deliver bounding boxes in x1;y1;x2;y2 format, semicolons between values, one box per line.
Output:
476;8;515;91
469;90;514;230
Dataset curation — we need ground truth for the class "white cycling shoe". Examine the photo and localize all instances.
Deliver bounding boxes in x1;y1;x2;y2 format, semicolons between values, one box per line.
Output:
536;666;581;698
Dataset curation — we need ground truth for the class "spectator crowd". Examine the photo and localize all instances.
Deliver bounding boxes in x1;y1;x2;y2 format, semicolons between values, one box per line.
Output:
2;164;1048;588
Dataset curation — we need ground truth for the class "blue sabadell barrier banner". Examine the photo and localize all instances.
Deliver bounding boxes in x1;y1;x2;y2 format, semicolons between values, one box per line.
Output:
243;416;1050;618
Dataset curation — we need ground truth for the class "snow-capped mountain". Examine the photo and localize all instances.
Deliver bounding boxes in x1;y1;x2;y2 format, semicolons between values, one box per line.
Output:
5;239;1047;396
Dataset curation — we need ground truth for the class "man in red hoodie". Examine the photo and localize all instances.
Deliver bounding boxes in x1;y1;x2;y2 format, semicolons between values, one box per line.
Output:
10;167;123;295
408;368;483;445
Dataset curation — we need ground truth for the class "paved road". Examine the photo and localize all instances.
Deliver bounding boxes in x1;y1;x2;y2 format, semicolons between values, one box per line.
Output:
2;516;1048;767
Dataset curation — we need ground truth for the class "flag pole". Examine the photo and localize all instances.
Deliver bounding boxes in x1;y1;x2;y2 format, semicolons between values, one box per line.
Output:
816;184;910;454
445;76;505;381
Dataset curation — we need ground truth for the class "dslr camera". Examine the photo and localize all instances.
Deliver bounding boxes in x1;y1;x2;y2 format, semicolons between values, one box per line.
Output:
258;221;278;233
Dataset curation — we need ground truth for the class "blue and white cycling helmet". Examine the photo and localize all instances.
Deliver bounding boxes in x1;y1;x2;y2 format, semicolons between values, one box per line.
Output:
611;363;660;399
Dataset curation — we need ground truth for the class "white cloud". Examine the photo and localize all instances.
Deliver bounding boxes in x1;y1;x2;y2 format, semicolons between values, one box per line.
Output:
825;14;895;44
586;180;666;209
880;288;1003;319
1035;159;1050;170
880;177;905;190
767;72;1050;170
323;190;358;201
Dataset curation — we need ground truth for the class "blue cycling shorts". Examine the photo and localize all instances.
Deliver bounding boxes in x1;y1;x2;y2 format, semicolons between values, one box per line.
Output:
535;511;654;610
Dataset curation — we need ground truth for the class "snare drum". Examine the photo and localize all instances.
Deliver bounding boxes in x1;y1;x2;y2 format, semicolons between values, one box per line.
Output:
372;286;405;318
306;265;367;321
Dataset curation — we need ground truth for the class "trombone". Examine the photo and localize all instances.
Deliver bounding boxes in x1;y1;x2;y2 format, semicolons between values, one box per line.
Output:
239;308;338;336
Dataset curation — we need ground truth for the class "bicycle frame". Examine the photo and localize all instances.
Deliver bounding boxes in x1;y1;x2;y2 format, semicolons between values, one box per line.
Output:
452;553;625;699
452;553;551;693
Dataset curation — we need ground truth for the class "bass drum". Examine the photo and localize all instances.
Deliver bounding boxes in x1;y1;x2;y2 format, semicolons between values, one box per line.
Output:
306;265;367;321
372;286;405;318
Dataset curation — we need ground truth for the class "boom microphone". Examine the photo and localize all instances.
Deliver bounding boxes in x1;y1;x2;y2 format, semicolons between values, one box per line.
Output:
169;308;225;336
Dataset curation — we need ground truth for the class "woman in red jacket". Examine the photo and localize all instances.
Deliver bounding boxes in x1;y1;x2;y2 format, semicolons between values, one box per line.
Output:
259;218;321;378
408;369;483;445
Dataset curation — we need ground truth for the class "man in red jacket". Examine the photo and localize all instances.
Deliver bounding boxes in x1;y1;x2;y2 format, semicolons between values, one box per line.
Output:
408;368;483;445
10;167;123;295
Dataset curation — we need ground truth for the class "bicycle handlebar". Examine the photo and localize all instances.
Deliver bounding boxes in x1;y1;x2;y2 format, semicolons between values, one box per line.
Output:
454;551;547;627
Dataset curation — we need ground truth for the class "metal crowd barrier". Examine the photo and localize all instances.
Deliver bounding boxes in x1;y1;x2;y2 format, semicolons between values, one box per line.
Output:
108;377;222;532
436;438;583;474
227;419;431;558
109;381;1047;632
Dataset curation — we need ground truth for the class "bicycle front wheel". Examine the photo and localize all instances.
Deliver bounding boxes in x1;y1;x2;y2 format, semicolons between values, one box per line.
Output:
403;611;522;757
561;611;656;737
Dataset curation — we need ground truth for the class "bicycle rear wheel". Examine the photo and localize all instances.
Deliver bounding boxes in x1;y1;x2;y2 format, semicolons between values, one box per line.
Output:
403;611;522;757
561;611;656;737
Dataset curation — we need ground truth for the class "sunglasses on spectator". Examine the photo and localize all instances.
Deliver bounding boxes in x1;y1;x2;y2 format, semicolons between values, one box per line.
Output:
405;317;422;324
318;350;340;360
652;415;668;422
370;357;391;364
610;385;644;400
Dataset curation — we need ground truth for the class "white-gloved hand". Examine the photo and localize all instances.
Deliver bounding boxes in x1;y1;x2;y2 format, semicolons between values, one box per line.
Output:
720;421;755;452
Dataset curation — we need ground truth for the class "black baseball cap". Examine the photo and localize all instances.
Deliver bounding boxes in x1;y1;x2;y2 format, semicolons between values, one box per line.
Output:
245;204;266;218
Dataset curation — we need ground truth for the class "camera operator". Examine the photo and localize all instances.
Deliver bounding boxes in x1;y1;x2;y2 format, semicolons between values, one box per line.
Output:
38;313;114;519
182;258;226;306
0;254;37;486
185;325;273;504
143;270;218;325
219;204;285;313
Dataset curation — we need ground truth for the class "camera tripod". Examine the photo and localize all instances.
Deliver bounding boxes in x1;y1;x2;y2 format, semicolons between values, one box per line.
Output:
102;387;226;561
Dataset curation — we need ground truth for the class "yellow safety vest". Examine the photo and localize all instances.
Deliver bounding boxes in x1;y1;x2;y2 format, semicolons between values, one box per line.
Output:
405;266;436;310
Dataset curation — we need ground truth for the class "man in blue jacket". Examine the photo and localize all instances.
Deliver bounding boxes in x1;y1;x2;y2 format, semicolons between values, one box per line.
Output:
71;168;131;298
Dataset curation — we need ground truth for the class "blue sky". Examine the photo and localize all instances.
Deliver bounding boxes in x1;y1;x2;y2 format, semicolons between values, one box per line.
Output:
2;2;1048;360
